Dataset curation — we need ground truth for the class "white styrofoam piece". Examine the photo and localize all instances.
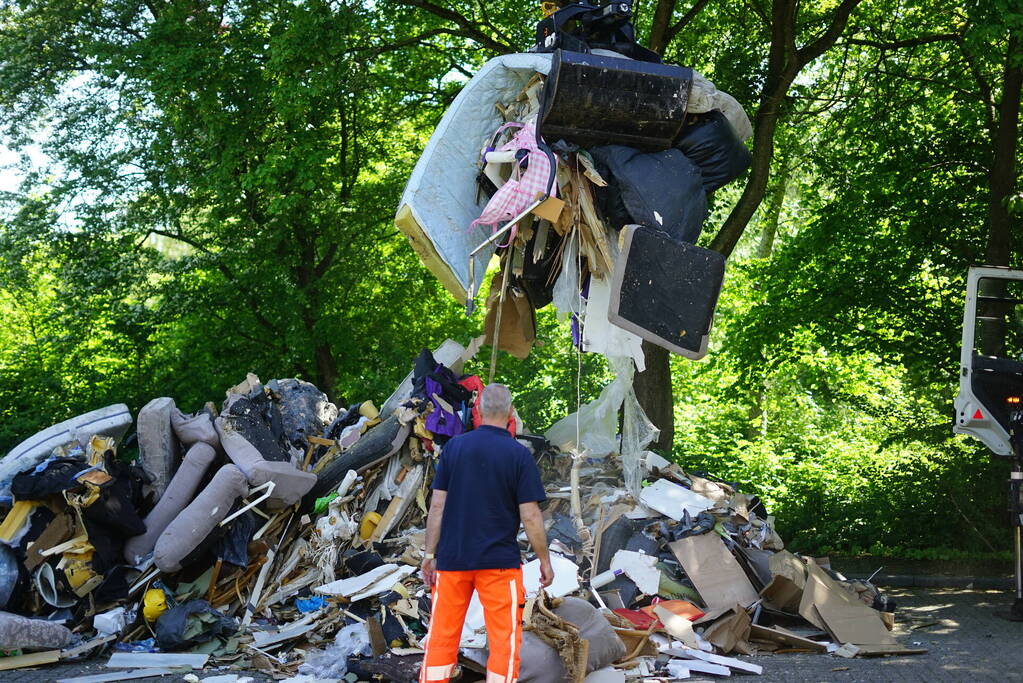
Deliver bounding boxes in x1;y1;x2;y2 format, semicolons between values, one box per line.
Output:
106;652;208;668
348;565;416;602
314;563;400;597
639;479;715;521
583;667;627;683
665;648;762;675
523;552;580;598
611;549;661;595
671;659;730;676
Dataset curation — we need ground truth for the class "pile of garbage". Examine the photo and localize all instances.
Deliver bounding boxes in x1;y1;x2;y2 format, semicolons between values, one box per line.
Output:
0;338;923;681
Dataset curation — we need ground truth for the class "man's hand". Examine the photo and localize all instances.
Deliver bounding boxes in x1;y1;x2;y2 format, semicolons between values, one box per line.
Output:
539;557;554;588
422;556;437;588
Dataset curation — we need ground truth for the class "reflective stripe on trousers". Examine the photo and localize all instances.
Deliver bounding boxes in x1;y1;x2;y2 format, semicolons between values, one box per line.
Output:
419;568;524;683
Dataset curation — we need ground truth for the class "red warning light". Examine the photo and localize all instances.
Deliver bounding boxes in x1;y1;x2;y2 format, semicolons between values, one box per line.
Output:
974;409;984;419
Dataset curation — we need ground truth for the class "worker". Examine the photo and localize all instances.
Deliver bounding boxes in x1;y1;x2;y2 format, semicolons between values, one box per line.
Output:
419;383;553;683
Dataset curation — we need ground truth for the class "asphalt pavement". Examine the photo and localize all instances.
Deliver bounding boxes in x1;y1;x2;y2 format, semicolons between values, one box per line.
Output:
15;586;1023;682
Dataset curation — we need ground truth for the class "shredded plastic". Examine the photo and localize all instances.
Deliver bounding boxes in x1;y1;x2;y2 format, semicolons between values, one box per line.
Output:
297;622;371;679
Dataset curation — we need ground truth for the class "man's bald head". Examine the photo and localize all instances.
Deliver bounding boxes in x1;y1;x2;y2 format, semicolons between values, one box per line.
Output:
479;383;513;423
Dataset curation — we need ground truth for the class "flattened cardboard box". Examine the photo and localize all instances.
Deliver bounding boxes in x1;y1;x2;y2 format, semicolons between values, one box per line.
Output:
669;533;759;609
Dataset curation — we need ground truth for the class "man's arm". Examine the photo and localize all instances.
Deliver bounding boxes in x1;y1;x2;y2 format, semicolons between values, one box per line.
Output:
519;501;554;588
422;490;446;587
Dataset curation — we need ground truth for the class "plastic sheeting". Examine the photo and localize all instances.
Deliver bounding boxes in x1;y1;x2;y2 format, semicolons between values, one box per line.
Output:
621;373;659;495
551;232;582;322
582;277;646;373
298;623;372;679
545;357;657;489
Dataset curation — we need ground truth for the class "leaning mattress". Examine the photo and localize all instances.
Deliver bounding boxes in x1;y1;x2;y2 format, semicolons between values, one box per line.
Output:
396;53;554;302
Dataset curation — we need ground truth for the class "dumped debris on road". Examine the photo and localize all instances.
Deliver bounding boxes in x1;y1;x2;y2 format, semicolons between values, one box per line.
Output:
0;339;923;682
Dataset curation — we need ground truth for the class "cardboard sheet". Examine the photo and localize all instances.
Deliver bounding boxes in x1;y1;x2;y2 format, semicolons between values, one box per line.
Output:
699;606;753;655
799;562;896;648
759;575;802;613
669;534;758;609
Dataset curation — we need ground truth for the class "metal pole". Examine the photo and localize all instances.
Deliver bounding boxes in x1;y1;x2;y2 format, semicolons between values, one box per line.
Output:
487;253;514;384
465;199;544;315
1016;526;1022;600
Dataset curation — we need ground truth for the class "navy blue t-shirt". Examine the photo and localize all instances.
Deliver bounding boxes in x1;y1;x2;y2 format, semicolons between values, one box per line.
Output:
432;425;546;571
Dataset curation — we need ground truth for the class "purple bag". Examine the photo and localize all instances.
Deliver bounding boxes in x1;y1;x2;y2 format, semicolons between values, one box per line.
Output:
424;376;465;440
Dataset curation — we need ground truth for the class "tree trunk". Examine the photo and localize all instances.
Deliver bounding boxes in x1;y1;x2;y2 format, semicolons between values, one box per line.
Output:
979;35;1021;357
648;0;678;55
634;342;675;451
710;0;861;257
637;0;859;450
757;161;791;258
984;34;1021;269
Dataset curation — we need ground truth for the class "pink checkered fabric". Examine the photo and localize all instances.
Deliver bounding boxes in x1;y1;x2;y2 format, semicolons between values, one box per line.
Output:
471;122;557;239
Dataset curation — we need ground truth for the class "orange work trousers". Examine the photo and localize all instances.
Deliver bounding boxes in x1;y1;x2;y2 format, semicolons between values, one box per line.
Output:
420;568;524;683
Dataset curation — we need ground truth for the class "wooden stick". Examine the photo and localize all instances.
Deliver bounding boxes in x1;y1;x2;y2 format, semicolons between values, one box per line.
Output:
207;559;223;603
488;252;515;383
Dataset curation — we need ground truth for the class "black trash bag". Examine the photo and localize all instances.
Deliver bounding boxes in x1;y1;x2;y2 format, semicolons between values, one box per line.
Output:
155;599;235;650
217;510;256;568
266;378;338;451
670;510;716;541
590;145;707;244
674;111;752;193
10;458;88;500
222;392;292;463
411;349;438;399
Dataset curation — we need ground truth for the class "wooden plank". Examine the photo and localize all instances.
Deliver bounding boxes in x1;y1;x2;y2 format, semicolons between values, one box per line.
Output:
371;465;425;542
106;652;209;668
748;623;827;652
61;633;117;659
0;649;61;671
664;648;762;675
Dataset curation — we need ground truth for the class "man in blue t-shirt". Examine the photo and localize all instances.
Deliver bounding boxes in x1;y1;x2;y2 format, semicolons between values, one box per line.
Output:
419;384;552;683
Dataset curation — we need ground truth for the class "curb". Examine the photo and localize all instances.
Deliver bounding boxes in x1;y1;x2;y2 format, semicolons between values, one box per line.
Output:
867;574;1013;590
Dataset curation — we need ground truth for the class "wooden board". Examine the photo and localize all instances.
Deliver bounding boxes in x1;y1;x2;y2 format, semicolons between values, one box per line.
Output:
0;649;60;671
748;624;827;652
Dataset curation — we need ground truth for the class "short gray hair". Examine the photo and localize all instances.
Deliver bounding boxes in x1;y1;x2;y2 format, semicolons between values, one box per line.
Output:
479;383;513;418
